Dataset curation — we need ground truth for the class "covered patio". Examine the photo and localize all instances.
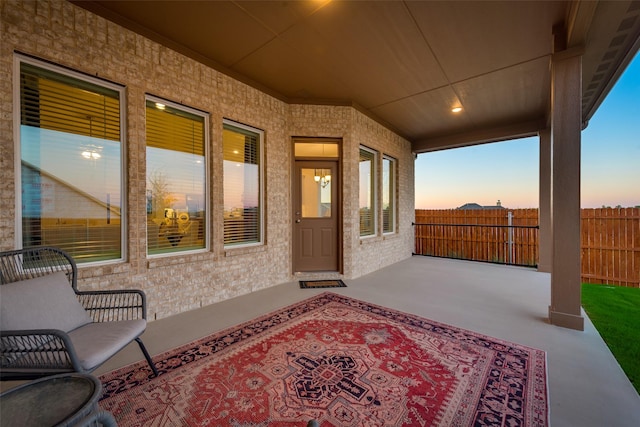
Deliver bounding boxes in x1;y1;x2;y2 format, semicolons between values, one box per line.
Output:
96;256;640;426
1;1;640;423
64;0;640;331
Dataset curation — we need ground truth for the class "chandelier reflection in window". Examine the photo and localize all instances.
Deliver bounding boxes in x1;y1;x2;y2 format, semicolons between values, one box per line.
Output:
314;169;331;188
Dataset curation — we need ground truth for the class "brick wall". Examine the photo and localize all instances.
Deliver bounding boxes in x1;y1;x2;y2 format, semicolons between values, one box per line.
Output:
0;0;414;319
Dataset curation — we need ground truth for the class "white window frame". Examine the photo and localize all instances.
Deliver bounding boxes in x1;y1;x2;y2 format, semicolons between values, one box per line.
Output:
145;94;210;258
14;53;127;264
359;145;378;238
222;119;265;249
382;155;397;235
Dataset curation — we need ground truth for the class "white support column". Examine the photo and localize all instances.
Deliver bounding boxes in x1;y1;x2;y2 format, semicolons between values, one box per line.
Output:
538;129;551;273
548;47;584;331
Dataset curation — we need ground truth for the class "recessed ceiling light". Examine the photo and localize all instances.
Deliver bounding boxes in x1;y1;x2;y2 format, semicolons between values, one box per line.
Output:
451;107;463;113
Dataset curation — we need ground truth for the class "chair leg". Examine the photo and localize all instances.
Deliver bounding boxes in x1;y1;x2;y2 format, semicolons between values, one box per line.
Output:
135;337;159;377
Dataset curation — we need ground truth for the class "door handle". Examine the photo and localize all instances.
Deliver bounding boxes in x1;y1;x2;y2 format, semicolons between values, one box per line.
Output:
295;219;301;223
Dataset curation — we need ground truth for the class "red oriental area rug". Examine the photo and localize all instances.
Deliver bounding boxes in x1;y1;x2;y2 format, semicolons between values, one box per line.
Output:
99;292;548;426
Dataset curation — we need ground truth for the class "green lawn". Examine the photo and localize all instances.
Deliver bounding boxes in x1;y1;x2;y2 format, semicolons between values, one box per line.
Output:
581;283;640;394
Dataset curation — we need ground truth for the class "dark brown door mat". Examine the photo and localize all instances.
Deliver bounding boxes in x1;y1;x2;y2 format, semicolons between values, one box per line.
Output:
299;279;347;289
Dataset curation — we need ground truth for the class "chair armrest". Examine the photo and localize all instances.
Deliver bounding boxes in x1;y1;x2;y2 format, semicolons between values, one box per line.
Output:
1;329;83;379
76;289;148;322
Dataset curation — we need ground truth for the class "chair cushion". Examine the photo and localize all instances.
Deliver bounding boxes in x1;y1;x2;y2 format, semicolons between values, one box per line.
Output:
0;271;92;332
68;319;147;371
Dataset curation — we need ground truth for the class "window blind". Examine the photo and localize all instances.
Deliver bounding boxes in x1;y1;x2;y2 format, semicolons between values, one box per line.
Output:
20;61;123;262
21;63;120;141
223;123;262;246
382;156;396;233
146;101;204;153
146;100;206;255
359;148;376;236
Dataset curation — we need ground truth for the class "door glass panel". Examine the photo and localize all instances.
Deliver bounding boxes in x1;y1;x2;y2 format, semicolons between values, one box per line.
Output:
301;168;332;218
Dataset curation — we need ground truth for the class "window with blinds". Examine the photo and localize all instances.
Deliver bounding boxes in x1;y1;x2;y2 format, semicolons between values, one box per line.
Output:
223;121;263;247
19;57;124;263
146;97;208;256
359;147;377;237
382;155;397;234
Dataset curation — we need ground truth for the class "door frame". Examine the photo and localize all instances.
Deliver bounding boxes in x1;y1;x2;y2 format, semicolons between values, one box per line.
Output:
291;137;342;274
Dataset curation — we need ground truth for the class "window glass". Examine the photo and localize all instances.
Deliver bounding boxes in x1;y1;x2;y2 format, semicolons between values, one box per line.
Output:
223;121;263;247
359;147;377;237
146;98;208;255
294;142;339;158
301;168;332;218
19;59;124;263
382;156;396;233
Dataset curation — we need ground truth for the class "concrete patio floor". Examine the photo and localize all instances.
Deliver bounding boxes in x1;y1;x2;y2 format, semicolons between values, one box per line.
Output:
5;256;640;426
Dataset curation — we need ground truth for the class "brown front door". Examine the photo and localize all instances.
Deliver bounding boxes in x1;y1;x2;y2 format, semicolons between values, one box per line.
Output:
293;160;339;272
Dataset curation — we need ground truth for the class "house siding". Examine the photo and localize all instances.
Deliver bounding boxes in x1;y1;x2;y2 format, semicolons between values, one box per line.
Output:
0;0;414;320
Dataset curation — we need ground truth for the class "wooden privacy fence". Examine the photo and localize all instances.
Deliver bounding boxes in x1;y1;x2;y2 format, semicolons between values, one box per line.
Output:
414;207;640;287
414;209;539;267
581;208;639;287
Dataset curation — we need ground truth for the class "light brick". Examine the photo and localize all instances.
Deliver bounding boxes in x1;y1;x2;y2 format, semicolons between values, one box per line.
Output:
1;0;414;320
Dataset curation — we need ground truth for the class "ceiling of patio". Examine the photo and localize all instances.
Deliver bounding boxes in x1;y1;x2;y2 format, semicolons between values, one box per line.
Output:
74;0;640;152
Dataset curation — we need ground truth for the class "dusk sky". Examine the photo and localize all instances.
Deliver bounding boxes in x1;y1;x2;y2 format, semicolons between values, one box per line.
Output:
415;52;640;210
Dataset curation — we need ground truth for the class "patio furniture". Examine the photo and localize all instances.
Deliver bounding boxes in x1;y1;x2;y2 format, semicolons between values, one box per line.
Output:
0;373;117;426
0;246;158;380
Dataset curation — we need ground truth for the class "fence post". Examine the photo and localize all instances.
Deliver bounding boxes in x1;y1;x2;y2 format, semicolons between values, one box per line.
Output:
508;211;513;264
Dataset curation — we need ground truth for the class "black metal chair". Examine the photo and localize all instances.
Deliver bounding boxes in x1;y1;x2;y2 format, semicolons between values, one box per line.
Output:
0;246;158;380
